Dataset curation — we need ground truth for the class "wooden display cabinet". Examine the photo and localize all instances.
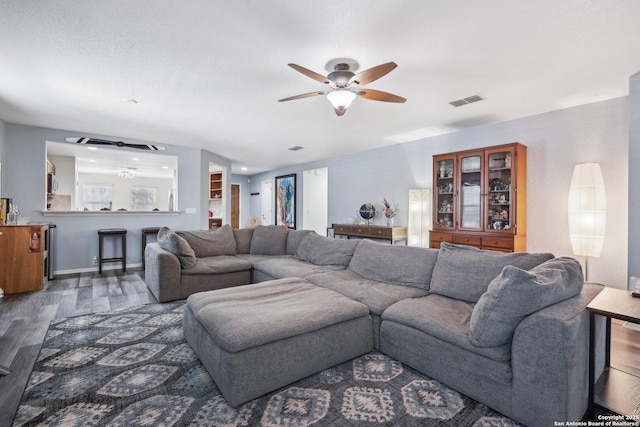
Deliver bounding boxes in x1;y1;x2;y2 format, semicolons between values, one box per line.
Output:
430;143;527;252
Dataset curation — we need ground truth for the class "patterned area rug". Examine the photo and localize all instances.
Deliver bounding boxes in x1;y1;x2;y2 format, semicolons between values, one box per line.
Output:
14;301;520;426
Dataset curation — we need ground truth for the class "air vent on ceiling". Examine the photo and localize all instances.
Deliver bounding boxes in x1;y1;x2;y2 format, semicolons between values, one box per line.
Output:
288;146;304;151
449;95;485;107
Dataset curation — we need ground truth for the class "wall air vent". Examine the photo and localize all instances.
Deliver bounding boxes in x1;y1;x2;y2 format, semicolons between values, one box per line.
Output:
449;95;485;107
288;146;304;151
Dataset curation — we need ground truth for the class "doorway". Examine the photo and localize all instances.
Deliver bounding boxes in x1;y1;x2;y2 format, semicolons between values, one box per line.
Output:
261;180;272;225
303;167;328;235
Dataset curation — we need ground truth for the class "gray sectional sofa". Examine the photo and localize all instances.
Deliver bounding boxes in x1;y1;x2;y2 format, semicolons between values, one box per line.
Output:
144;224;602;426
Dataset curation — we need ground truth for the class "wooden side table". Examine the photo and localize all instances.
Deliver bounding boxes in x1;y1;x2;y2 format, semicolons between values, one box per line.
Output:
332;224;408;245
587;287;640;418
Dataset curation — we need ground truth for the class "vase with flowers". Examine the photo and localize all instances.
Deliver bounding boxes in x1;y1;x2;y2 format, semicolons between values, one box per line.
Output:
382;198;398;227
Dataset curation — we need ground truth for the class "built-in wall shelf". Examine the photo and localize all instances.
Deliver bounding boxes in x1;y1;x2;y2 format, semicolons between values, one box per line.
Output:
209;171;223;200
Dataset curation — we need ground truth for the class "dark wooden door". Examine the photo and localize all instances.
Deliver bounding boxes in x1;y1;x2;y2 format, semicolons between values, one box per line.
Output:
231;184;240;229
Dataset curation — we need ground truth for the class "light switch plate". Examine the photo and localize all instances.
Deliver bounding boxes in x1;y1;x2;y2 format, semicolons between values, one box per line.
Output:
186;208;197;214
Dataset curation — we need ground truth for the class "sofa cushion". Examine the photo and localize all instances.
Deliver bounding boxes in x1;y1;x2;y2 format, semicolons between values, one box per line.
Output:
253;258;345;279
295;232;360;267
469;257;584;347
382;294;512;363
177;225;237;257
286;229;313;255
348;239;438;291
430;242;554;302
249;225;288;255
234;253;292;266
233;228;254;254
157;226;196;269
181;255;252;275
306;270;428;315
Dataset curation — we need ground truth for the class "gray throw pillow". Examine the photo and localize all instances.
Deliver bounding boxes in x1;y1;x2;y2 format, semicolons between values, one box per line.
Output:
157;226;196;269
429;242;554;302
295;232;360;267
286;229;313;255
249;225;288;255
469;257;584;347
233;228;254;254
177;225;236;257
348;239;439;290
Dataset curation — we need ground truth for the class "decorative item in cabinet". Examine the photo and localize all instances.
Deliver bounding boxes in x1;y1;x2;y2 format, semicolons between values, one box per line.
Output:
429;143;527;252
434;156;455;229
209;171;223;200
485;146;521;232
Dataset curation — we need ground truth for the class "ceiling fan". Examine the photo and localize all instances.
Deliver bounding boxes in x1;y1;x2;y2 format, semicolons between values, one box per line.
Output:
278;60;406;116
65;137;166;151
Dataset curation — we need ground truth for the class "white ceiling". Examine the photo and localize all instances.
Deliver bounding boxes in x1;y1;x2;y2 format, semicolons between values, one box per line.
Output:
1;1;640;175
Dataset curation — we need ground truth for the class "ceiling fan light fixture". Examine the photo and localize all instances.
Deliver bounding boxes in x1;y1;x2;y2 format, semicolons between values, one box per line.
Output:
327;90;356;110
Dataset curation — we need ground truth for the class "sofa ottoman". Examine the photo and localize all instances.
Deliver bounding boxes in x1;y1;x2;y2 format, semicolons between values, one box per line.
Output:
183;277;374;406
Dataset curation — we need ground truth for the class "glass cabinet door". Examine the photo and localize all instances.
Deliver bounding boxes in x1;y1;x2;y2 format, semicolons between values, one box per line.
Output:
458;153;483;230
434;156;455;229
486;148;514;232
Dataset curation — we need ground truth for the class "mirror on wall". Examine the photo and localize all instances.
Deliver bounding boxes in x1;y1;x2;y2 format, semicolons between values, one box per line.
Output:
46;141;178;212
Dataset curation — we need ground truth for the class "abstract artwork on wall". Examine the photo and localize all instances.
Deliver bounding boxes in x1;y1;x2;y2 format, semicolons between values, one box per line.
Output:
275;173;296;229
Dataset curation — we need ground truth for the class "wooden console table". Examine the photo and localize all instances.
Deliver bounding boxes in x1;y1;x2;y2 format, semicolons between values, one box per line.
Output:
331;223;408;245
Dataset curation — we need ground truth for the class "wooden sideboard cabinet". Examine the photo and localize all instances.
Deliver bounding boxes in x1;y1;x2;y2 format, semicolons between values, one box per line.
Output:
430;142;527;252
332;224;408;245
0;224;48;294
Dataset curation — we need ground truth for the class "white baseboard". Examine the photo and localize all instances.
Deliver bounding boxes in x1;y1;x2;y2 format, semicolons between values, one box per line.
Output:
52;262;143;276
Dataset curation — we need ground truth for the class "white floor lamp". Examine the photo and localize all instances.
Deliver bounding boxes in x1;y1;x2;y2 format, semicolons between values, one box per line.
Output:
567;163;606;282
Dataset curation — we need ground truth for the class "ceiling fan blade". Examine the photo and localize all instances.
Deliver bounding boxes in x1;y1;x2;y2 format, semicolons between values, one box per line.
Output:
288;64;330;84
356;89;406;103
334;107;346;116
349;62;397;86
66;137;165;150
126;143;166;151
66;137;110;145
278;91;326;102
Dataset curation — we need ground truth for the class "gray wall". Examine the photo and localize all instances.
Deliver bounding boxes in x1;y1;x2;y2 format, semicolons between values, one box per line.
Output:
250;97;629;288
3;123;231;273
629;71;640;289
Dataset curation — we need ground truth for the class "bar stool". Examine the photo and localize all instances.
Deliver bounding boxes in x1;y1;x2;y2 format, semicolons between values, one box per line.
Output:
141;227;161;269
98;228;127;274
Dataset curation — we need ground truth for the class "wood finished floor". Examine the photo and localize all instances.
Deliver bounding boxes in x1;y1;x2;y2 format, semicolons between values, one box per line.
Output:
0;268;156;427
0;275;639;425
